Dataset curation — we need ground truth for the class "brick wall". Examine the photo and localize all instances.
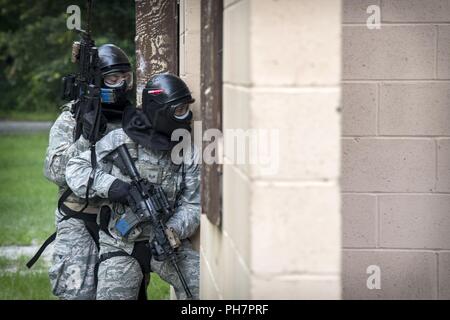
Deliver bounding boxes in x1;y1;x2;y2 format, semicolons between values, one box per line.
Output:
179;0;201;122
200;0;342;299
179;0;201;251
342;0;450;299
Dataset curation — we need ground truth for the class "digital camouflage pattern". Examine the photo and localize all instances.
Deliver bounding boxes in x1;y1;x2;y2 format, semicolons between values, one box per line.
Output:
48;213;98;300
44;105;90;192
43;103;120;299
96;236;199;300
65;128;200;299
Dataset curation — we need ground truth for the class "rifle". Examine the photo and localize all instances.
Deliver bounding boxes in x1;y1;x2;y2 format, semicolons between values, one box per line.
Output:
61;0;102;145
114;144;193;299
61;0;102;209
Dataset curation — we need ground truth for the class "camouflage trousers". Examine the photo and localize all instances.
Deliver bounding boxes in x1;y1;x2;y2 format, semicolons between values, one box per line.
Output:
96;230;200;300
48;208;99;300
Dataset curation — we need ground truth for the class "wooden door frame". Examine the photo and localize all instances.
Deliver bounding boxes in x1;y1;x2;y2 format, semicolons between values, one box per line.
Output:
200;0;223;226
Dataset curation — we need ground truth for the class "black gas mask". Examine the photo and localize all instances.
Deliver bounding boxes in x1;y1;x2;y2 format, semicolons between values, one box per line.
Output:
122;74;195;151
98;44;133;121
143;97;193;137
142;74;194;137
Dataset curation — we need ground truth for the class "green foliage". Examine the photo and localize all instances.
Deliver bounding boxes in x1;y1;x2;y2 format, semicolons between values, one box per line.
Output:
0;0;135;116
0;133;56;245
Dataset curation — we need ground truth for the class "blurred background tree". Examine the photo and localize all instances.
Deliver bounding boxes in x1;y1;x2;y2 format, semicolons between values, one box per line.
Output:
0;0;135;120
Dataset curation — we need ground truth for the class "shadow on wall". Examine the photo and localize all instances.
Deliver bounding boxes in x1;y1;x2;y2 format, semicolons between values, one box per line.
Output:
342;0;450;300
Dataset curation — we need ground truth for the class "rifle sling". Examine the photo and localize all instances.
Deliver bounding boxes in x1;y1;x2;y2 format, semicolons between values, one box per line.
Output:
26;204;98;269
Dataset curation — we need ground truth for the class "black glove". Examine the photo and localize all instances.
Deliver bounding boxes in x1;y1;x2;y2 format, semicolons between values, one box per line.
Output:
81;110;107;141
108;179;131;204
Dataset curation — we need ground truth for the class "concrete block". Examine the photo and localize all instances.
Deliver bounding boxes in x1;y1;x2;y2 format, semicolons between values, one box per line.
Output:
251;274;341;299
200;215;225;294
200;250;222;299
343;250;437;299
342;83;378;136
251;0;341;86
437;139;450;192
379;83;450;136
437;26;450;79
250;183;341;275
438;252;450;299
342;194;377;247
343;0;381;23
341;138;436;192
223;0;250;85
185;0;201;33
222;85;251;176
383;0;450;22
184;31;201;75
222;233;251;299
343;26;435;79
223;164;251;266
249;88;341;180
379;195;450;249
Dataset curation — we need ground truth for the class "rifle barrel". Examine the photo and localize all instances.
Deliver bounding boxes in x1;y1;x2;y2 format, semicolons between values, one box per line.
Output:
86;0;93;36
117;145;141;180
172;256;193;299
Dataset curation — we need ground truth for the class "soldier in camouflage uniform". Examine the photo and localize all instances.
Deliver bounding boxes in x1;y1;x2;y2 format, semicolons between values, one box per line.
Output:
65;73;200;300
42;44;134;300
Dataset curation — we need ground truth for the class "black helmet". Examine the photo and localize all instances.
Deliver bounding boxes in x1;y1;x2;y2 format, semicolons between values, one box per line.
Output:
98;44;133;108
98;44;131;74
142;73;194;137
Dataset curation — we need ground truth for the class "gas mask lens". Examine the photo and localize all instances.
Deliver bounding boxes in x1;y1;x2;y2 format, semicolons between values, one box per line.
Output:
104;71;133;90
172;103;190;120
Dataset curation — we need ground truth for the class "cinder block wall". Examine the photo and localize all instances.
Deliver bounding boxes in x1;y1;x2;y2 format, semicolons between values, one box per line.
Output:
200;0;342;299
179;0;201;122
179;0;201;251
169;1;202;300
342;0;450;299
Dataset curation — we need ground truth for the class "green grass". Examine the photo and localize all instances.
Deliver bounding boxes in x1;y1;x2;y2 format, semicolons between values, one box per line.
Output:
0;256;169;300
0;272;56;300
0;133;57;245
0;256;56;300
148;273;170;300
0;111;58;122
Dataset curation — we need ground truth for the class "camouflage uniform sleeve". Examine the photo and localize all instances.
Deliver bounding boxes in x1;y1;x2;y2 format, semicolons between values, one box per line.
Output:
166;145;201;240
65;128;131;199
43;109;90;186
